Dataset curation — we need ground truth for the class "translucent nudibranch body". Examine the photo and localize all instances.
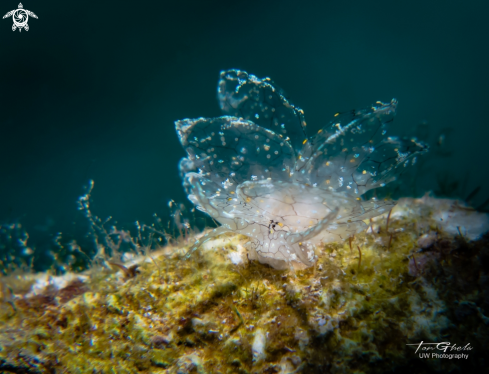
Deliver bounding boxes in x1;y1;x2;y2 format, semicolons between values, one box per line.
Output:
175;69;428;269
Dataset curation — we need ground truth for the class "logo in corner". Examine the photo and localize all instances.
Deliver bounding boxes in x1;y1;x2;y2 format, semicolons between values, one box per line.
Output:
3;3;37;32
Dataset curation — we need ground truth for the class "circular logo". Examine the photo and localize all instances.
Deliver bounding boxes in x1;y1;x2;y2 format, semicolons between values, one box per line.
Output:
13;9;28;27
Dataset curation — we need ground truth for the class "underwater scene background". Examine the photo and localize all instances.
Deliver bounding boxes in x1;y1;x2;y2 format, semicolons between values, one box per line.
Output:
1;0;489;373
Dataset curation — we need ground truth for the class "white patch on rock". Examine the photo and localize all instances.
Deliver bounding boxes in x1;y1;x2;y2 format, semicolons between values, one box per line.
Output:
252;328;267;362
26;273;87;298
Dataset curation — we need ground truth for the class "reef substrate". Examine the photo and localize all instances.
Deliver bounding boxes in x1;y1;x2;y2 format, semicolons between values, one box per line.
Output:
0;195;488;373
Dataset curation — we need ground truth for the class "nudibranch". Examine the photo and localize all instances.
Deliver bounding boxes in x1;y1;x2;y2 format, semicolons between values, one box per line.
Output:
175;70;428;269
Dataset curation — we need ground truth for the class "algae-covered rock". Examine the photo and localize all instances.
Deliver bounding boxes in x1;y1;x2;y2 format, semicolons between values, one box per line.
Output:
0;196;488;373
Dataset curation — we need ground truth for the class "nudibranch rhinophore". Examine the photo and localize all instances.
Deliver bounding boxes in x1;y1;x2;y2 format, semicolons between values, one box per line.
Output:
175;70;428;269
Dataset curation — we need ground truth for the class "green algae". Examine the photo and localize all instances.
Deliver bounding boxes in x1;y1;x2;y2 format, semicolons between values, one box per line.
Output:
0;197;488;373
